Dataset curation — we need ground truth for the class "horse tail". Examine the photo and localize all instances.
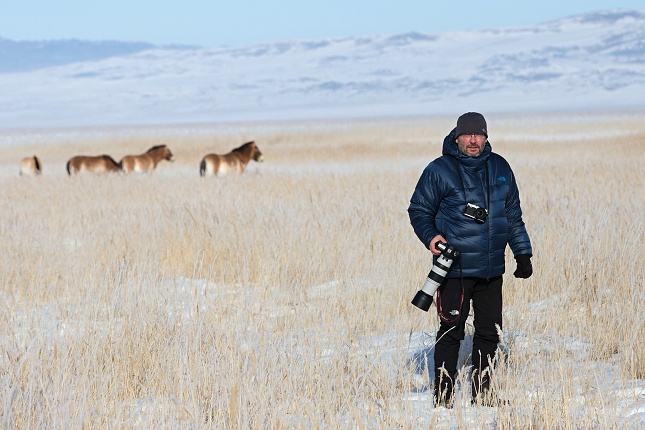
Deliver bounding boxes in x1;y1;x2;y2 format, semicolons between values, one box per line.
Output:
34;156;41;174
66;159;72;176
199;158;206;177
117;159;123;171
113;158;123;173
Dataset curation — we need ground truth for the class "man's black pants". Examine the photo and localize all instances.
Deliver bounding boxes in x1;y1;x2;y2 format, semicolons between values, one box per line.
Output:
434;275;503;401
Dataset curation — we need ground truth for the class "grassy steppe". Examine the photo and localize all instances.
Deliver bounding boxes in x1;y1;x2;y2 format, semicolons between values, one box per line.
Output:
1;113;644;428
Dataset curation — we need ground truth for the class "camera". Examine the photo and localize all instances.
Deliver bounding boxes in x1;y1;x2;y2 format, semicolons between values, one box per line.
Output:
411;242;460;312
464;203;488;223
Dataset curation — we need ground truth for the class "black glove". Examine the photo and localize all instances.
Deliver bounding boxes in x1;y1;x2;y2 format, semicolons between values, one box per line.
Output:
513;254;533;279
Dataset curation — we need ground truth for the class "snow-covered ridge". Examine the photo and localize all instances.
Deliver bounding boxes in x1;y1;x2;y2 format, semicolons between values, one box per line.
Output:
1;10;644;129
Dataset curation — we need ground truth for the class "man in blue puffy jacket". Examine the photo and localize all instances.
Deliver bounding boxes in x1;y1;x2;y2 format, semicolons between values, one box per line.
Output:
408;112;533;407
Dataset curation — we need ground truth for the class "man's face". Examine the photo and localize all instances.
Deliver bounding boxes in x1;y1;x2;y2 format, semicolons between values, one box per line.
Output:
456;134;486;157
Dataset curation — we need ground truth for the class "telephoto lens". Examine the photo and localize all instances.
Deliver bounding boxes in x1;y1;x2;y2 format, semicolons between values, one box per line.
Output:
411;242;460;311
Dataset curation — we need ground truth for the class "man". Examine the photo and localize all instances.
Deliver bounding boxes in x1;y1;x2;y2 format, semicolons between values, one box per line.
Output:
408;112;533;407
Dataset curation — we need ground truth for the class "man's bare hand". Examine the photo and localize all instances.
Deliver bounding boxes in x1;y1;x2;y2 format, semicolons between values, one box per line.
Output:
429;235;446;256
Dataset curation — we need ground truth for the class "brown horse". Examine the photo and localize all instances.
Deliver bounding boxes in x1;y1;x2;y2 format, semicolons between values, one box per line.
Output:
199;141;263;177
66;155;122;175
19;156;42;176
119;145;175;173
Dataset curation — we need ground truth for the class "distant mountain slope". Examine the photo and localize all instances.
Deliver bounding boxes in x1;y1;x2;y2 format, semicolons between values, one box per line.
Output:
0;38;163;73
1;10;644;129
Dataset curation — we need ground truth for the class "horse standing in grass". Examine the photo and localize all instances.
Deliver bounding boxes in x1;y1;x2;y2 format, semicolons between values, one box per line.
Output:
66;155;122;175
119;145;175;174
199;141;263;177
20;156;42;176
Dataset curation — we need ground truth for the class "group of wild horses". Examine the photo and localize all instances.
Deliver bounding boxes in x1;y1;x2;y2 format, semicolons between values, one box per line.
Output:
18;141;264;177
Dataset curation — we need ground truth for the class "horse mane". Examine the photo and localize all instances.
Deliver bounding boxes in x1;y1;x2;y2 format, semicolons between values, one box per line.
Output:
147;145;167;153
102;155;120;166
232;141;255;153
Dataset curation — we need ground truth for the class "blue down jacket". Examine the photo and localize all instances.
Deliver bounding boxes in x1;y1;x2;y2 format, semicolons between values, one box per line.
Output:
408;128;532;279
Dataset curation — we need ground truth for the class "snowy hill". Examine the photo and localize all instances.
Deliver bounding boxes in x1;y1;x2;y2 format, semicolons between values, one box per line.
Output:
1;10;644;129
0;38;160;74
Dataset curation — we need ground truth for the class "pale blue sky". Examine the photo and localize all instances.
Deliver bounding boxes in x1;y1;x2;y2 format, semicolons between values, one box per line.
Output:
2;1;644;47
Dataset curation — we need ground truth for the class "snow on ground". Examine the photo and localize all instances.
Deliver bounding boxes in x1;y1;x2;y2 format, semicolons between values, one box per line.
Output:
4;276;643;428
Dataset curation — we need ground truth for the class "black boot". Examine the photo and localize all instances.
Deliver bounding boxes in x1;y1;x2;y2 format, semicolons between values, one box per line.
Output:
434;373;455;408
471;372;509;407
471;369;489;398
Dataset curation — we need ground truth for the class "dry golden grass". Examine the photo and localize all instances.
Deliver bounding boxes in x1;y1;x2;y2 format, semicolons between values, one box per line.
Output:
0;112;644;428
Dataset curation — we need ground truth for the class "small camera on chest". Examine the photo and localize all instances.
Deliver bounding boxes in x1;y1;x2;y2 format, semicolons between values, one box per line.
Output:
464;203;488;223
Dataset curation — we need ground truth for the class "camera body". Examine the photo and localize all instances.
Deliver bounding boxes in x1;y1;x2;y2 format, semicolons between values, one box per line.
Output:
464;203;488;223
411;242;460;312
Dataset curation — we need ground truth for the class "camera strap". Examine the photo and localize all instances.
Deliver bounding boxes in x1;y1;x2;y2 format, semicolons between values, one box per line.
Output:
449;156;490;210
436;258;464;323
437;155;489;324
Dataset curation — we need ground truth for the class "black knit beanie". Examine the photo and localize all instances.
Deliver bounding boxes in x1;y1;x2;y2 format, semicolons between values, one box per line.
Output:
455;112;488;137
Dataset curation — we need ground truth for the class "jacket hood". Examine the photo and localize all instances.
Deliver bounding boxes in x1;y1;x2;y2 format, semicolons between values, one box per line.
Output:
442;127;492;169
